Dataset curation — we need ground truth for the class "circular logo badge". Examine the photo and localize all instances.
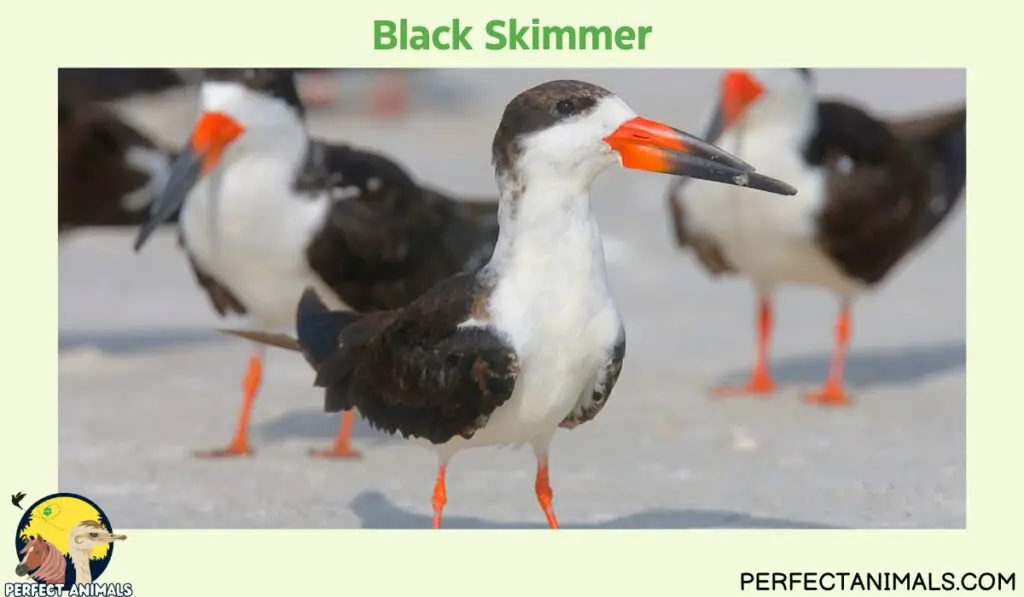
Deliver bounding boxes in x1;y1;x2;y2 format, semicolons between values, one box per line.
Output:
14;492;125;589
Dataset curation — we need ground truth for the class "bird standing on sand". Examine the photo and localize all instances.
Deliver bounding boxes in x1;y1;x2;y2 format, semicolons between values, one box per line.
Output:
228;79;797;528
666;68;966;404
133;68;499;459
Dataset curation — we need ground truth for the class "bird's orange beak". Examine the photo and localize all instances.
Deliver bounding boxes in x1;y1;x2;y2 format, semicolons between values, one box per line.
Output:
190;112;246;175
699;69;766;145
720;69;765;130
603;116;796;196
134;112;245;252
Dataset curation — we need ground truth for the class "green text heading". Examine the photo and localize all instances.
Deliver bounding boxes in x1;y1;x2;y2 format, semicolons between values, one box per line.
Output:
374;19;653;51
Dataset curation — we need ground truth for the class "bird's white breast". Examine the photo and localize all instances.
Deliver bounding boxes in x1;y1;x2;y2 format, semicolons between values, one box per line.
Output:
680;124;861;294
179;155;338;330
455;210;622;448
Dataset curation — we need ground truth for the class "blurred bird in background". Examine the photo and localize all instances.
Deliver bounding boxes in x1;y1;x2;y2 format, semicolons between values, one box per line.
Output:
132;68;499;460
57;68;431;236
666;68;966;405
58;70;183;235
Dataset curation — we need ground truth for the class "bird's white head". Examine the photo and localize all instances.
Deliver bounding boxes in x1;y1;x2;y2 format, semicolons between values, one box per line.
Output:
703;68;817;142
490;79;799;208
499;89;637;190
132;68;309;251
190;68;307;169
68;521;126;553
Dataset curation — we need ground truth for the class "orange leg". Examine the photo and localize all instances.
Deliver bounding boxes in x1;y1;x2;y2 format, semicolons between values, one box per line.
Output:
309;411;362;460
432;465;448;529
535;458;560;529
195;352;262;458
804;305;853;406
713;298;778;397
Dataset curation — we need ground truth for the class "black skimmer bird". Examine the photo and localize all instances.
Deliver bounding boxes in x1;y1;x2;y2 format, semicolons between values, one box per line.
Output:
666;68;966;405
226;79;798;528
59;95;176;234
132;68;500;460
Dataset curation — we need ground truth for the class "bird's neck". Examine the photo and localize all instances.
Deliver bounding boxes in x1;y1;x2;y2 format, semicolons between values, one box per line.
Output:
224;113;310;172
69;550;92;584
486;171;608;292
737;91;816;148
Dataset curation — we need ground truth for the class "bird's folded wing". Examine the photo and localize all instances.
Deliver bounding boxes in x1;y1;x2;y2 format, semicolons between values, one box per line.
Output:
316;273;520;444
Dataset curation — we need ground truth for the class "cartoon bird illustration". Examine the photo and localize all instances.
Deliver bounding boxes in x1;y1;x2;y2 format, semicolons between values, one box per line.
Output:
15;497;126;585
20;497;113;560
12;491;26;510
65;522;125;584
15;523;125;585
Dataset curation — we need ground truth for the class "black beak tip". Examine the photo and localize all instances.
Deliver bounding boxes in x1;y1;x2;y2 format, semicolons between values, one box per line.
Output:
742;171;799;196
133;221;160;253
776;181;799;196
132;233;148;253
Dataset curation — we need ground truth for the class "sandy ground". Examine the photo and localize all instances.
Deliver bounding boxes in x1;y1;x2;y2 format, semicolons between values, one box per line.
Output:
58;69;966;529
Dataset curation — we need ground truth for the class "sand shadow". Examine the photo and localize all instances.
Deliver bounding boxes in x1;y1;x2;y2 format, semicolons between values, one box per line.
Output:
255;408;400;447
349;490;836;529
719;339;965;389
59;327;226;355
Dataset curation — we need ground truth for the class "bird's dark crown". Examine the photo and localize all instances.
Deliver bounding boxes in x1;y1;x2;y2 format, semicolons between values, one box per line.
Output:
491;79;613;173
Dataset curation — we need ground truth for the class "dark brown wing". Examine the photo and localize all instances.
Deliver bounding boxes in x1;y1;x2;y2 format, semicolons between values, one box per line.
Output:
314;273;519;445
299;141;499;312
561;330;625;429
888;105;966;243
808;100;937;285
58;98;177;231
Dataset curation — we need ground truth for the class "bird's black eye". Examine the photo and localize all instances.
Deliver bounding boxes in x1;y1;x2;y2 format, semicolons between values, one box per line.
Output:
89;533;99;538
555;99;576;116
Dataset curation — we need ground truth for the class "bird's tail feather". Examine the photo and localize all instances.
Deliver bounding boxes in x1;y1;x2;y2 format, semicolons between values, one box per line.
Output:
216;289;362;369
296;288;363;368
892;104;966;244
217;329;302;352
